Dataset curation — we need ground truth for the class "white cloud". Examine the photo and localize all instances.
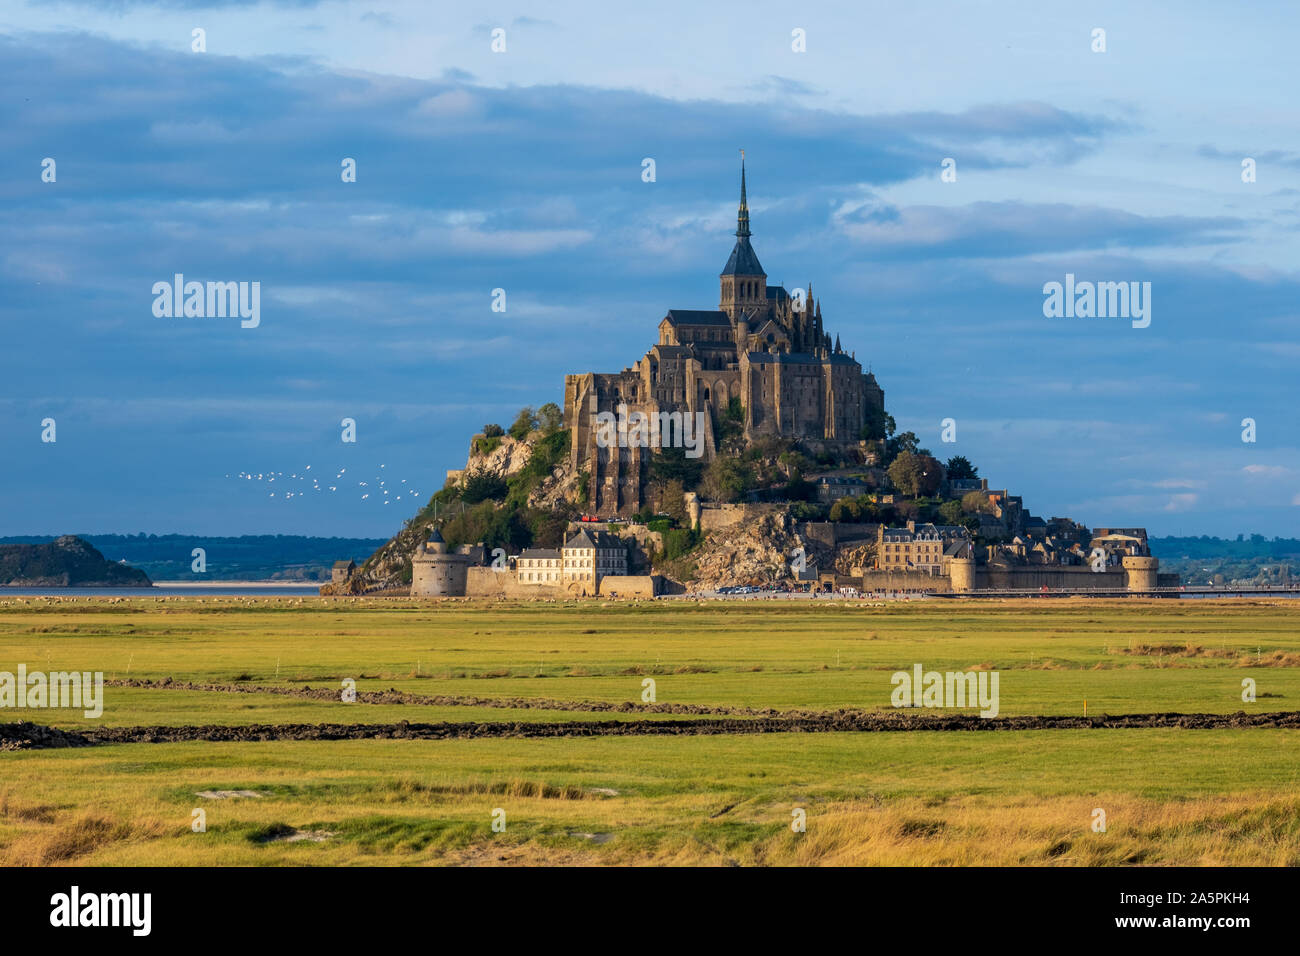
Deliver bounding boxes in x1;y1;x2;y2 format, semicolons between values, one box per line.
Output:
415;89;479;118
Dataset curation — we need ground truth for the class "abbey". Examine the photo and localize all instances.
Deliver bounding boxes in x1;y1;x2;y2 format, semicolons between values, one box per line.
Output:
564;160;886;515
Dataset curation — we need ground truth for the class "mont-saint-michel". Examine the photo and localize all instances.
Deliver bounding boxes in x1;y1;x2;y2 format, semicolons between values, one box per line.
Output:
328;162;1173;600
6;1;1300;897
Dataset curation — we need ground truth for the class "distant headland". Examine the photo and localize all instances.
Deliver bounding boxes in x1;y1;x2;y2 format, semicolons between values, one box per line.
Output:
0;536;151;588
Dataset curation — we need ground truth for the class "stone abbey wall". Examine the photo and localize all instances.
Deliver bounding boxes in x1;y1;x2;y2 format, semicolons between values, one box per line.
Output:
860;561;1164;594
425;567;660;599
598;575;659;598
975;565;1130;591
463;566;563;599
698;503;782;532
859;570;952;593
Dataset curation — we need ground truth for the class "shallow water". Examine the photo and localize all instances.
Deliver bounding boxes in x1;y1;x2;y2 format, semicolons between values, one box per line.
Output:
0;584;322;597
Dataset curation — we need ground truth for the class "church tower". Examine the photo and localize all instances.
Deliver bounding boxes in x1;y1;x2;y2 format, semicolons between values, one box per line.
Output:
719;155;767;321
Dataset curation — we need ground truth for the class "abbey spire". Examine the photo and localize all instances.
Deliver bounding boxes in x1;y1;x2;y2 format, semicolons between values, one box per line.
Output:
720;152;766;318
736;154;751;238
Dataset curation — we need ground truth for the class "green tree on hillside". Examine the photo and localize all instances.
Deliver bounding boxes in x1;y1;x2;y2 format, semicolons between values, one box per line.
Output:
860;406;895;442
461;466;507;504
915;454;943;496
946;455;978;480
660;479;689;525
650;446;704;488
537;402;564;433
888;450;924;497
509;407;538;440
886;430;919;462
701;456;751;503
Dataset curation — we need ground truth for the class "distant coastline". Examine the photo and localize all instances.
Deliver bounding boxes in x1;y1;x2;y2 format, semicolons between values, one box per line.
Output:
150;580;321;588
0;533;386;583
2;583;325;597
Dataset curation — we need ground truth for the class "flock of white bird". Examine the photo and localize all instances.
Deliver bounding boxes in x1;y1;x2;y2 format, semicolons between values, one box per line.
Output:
225;464;420;505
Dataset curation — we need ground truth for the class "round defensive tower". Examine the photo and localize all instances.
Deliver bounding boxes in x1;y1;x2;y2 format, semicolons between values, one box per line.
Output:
949;557;976;592
1122;555;1159;592
411;528;470;597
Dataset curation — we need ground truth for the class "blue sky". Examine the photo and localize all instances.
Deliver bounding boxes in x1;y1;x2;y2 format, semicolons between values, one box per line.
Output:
2;1;1298;538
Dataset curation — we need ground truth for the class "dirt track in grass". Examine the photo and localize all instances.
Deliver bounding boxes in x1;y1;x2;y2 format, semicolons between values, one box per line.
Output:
104;676;776;717
6;710;1300;750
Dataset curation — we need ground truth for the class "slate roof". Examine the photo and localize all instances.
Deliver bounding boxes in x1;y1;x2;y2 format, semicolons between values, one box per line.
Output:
664;309;731;327
518;548;561;560
565;530;625;551
651;344;696;358
721;237;765;277
745;350;860;366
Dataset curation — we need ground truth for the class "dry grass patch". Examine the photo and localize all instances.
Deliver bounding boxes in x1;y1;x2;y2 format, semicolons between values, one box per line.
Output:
1;810;168;866
1108;642;1300;668
775;794;1300;866
0;790;58;824
380;778;594;802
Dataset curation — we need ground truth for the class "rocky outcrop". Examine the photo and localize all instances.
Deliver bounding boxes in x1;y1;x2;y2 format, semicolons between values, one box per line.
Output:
685;511;829;588
452;433;539;483
473;431;582;511
527;458;582;510
834;543;876;576
0;536;152;588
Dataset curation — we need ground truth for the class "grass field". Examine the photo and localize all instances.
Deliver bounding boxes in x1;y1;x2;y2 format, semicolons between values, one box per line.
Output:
2;596;1298;865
